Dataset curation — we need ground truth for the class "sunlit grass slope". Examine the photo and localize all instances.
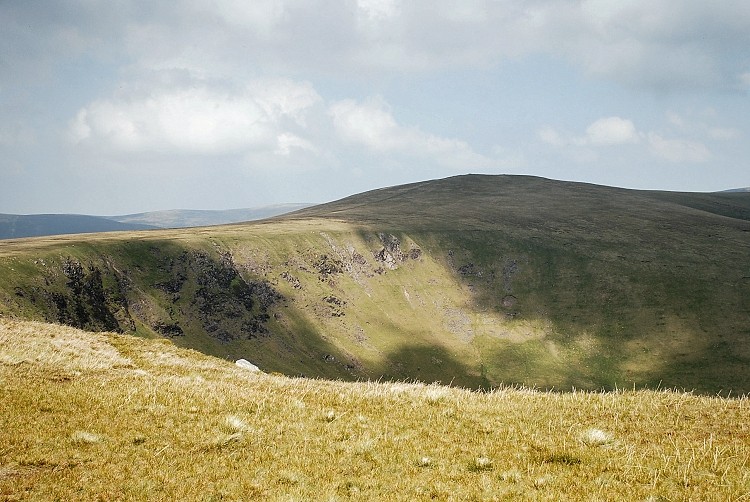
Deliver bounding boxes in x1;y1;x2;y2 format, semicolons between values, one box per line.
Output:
1;175;749;393
1;319;748;501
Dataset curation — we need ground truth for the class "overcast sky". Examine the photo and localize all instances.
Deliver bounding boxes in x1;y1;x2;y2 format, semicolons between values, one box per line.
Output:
2;1;749;215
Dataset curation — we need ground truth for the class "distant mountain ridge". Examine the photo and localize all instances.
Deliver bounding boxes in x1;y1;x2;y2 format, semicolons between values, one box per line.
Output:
0;214;156;240
0;204;313;240
110;204;312;229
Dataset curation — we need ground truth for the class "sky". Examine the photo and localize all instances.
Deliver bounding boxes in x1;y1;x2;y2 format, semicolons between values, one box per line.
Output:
1;0;749;215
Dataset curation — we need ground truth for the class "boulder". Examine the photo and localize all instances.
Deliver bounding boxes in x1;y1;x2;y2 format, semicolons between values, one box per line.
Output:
235;359;261;372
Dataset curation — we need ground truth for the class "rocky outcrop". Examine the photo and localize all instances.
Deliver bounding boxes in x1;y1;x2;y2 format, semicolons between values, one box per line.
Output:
373;233;422;271
12;258;131;333
11;248;284;344
154;250;284;342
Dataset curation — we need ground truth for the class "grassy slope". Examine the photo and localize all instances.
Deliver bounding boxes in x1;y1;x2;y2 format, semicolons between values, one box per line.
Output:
290;175;750;392
1;319;749;501
1;175;749;393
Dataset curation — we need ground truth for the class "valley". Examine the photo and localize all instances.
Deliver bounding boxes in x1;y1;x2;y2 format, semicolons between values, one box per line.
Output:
1;174;749;393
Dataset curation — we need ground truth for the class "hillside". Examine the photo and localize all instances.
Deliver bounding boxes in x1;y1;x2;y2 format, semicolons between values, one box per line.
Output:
1;318;748;500
0;213;156;239
1;175;749;393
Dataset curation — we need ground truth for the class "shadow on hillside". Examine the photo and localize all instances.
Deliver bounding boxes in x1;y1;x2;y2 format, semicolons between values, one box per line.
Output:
367;342;489;390
423;229;750;395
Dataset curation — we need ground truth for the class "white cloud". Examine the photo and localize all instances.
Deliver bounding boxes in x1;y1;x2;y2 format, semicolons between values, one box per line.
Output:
69;79;506;171
329;97;402;151
540;116;639;148
329;96;495;169
666;111;741;141
583;117;639;146
647;133;711;163
71;88;271;154
6;0;748;92
433;0;488;24
336;0;750;89
246;79;321;126
274;133;316;156
208;0;287;34
541;115;718;164
69;79;321;156
571;0;750;89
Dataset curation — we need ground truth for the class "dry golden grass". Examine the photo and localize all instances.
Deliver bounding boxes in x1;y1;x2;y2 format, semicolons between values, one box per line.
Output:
1;318;749;501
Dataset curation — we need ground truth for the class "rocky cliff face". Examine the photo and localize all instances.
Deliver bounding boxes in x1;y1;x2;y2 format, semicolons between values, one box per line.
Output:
2;231;433;381
9;247;284;346
12;257;129;333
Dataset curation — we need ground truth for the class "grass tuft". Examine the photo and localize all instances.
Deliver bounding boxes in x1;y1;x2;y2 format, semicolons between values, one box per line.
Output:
580;427;612;446
204;432;243;451
542;451;582;465
223;414;250;433
499;469;523;483
416;456;432;467
469;456;494;472
534;474;554;488
70;431;103;445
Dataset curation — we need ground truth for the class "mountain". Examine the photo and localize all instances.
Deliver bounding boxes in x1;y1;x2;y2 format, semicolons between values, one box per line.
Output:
0;213;156;239
0;204;314;240
293;174;750;225
1;175;749;393
110;203;313;228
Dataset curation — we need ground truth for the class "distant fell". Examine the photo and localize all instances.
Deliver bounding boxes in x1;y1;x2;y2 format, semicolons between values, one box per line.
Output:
291;174;750;227
0;213;156;240
111;203;313;228
0;204;313;239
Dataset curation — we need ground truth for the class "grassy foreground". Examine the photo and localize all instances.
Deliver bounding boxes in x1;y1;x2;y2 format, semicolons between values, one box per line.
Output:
1;318;749;501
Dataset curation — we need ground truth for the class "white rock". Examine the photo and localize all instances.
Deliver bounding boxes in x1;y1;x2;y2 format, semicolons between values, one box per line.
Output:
235;359;261;372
